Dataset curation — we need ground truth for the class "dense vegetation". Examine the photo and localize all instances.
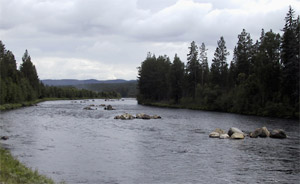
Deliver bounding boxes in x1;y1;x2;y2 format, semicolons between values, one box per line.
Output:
138;7;299;118
76;81;137;98
0;42;120;108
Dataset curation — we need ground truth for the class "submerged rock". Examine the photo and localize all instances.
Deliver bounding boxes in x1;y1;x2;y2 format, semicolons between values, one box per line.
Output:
151;115;162;119
1;136;9;140
104;105;115;110
209;132;220;138
270;129;287;139
83;106;94;110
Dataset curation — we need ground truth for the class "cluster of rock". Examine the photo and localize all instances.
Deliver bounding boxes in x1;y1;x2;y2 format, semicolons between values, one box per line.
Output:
209;127;287;139
136;113;161;119
83;104;99;110
209;127;244;139
83;104;116;110
83;105;97;110
114;113;161;120
114;113;135;120
249;127;287;139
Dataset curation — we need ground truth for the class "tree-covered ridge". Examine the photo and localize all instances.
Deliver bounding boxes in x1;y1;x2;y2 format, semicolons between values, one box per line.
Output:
137;6;299;118
0;41;120;106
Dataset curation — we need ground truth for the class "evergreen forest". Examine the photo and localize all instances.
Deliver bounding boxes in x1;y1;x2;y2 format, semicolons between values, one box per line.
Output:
137;7;299;118
0;42;120;107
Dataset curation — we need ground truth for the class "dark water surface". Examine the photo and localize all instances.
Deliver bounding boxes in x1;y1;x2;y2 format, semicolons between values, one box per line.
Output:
0;99;299;184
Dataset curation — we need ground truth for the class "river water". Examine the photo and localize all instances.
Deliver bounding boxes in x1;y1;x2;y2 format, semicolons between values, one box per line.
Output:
0;99;299;184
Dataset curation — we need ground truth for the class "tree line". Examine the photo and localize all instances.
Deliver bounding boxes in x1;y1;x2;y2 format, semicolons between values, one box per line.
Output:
0;41;119;105
77;81;137;98
138;7;299;118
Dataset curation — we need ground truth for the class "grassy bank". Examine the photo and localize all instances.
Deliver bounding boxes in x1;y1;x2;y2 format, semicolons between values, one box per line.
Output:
0;97;117;111
0;145;55;184
140;101;299;119
0;98;68;111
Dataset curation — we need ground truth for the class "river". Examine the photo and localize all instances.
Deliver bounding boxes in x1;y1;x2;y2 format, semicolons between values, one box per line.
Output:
0;99;299;184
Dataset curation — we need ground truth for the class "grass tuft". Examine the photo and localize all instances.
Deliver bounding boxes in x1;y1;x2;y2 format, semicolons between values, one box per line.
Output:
0;145;56;184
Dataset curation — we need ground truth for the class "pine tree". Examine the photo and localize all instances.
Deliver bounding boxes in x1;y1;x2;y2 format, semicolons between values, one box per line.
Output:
170;54;185;104
211;36;229;87
232;29;253;80
137;53;171;102
20;50;40;98
199;42;209;86
186;41;200;98
281;6;299;107
255;29;281;105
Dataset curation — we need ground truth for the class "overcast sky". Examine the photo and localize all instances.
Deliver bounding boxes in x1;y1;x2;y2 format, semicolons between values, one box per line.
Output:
1;0;299;80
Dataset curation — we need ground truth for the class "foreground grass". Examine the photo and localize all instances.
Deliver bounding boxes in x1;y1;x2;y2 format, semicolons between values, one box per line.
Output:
0;145;55;184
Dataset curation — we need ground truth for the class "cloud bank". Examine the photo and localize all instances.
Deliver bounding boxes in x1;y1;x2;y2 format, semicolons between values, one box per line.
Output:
1;0;299;80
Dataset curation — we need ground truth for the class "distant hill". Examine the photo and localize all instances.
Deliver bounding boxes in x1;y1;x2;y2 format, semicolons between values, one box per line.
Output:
41;79;137;97
41;79;134;86
77;81;137;97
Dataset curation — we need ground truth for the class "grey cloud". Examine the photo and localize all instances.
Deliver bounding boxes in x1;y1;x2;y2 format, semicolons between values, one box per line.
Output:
1;0;299;80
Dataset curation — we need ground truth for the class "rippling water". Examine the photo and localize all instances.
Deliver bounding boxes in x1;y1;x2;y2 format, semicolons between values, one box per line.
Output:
0;99;299;184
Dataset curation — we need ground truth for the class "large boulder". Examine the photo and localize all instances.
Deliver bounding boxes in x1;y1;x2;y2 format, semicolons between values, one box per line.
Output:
231;132;245;139
209;132;220;138
228;127;244;137
270;129;287;139
250;127;270;138
250;128;261;138
260;127;270;137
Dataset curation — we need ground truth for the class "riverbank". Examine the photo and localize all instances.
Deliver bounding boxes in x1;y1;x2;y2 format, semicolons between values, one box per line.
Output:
0;98;68;111
0;97;121;111
0;145;56;184
140;101;299;119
